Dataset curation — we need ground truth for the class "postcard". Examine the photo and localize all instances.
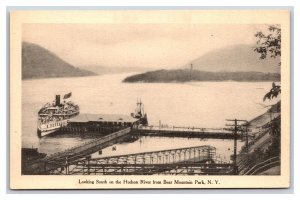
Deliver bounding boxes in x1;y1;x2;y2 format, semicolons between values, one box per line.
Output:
10;9;290;189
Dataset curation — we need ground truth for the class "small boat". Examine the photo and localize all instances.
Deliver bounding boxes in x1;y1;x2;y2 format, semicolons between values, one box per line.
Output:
37;92;79;137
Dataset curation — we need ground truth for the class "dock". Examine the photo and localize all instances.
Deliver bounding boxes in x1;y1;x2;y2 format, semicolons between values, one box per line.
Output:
48;145;234;175
133;125;243;139
23;119;252;175
22;127;132;174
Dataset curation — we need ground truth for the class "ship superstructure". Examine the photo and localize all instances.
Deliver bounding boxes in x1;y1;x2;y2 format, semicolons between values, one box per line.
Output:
37;92;79;137
131;99;148;126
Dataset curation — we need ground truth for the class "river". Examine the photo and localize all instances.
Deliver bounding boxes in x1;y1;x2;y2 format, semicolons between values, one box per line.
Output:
22;73;275;161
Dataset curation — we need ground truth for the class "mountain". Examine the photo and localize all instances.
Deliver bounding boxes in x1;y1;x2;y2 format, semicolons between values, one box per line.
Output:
123;69;280;83
22;42;96;79
82;65;155;75
183;44;281;73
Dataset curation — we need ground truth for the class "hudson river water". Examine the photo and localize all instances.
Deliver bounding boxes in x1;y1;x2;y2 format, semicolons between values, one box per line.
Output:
22;73;275;161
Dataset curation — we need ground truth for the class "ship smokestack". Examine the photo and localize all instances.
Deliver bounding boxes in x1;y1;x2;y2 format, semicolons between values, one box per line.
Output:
55;95;61;106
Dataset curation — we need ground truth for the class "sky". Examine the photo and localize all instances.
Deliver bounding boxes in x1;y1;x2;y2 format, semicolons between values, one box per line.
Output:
22;23;269;69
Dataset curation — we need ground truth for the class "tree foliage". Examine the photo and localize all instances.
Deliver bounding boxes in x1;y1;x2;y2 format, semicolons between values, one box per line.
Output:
254;26;281;163
254;25;281;66
263;82;281;102
254;25;281;101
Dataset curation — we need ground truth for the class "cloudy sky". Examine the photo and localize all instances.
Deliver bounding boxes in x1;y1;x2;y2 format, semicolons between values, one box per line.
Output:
22;23;268;69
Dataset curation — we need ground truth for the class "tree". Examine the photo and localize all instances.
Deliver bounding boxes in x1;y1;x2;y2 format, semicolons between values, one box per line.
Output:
263;82;281;102
255;26;281;159
254;25;281;64
254;25;281;101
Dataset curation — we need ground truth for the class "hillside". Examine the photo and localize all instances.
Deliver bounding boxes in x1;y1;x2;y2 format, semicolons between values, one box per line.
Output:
123;69;280;83
183;44;281;73
82;65;155;75
22;42;96;79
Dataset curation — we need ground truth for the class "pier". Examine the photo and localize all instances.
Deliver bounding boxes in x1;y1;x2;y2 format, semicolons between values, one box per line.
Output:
22;127;133;174
47;145;234;175
23;122;249;175
132;125;245;139
45;127;132;162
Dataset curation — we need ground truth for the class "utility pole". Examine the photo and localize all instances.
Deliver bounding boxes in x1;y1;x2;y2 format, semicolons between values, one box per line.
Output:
190;63;193;80
226;119;248;175
65;156;69;175
86;155;91;175
245;123;249;151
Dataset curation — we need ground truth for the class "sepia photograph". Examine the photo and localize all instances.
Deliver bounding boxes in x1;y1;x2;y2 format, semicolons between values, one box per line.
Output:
10;10;290;189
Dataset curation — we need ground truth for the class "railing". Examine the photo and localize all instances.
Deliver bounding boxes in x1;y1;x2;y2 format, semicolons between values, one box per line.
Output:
48;145;230;175
45;127;131;162
72;145;217;165
244;156;280;175
65;163;234;175
137;125;232;134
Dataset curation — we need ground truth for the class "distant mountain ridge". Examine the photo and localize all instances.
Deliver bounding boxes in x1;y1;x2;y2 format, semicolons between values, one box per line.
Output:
183;44;281;73
22;42;96;79
82;65;155;75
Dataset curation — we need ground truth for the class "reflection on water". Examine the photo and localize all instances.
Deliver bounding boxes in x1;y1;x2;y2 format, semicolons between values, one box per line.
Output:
22;73;273;155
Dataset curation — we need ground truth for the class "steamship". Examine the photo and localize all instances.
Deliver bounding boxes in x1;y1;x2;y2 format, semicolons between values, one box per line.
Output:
37;92;79;137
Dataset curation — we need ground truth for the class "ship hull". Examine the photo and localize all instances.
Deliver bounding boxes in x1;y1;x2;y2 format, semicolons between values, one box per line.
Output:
37;119;69;137
37;128;58;137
